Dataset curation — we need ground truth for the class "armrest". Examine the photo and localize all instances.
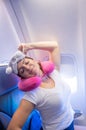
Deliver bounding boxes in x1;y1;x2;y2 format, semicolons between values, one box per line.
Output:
0;112;11;129
0;120;4;130
74;110;83;118
22;110;42;130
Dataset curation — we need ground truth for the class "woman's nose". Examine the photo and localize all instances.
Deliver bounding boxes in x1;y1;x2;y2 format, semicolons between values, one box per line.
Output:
25;63;33;70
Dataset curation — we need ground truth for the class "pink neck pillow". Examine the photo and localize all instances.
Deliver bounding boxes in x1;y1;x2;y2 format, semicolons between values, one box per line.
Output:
18;61;55;91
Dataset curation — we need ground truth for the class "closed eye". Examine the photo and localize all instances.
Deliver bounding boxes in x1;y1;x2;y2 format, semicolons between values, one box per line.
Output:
25;61;29;65
23;58;29;65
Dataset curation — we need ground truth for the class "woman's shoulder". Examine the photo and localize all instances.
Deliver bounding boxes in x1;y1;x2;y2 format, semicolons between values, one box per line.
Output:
50;68;61;77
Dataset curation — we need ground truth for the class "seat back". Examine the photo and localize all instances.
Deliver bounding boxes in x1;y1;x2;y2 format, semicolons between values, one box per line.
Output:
0;65;24;116
0;65;42;130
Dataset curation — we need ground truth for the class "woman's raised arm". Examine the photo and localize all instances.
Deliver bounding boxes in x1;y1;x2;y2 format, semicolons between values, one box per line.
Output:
18;41;60;70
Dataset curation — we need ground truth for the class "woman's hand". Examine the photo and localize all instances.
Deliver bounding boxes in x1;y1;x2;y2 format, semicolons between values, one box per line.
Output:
18;43;32;54
18;44;25;53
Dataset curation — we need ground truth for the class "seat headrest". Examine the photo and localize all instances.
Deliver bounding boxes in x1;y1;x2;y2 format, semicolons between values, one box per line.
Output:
0;65;19;96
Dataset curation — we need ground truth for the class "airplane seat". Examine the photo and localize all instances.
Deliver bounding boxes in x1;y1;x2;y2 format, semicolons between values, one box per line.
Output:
0;65;42;130
0;65;86;130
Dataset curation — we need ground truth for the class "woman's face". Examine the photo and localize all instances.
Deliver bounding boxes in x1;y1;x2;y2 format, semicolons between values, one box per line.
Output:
17;57;42;79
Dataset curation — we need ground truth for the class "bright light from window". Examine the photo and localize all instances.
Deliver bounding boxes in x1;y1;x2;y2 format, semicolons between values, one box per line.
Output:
60;54;78;94
61;75;78;93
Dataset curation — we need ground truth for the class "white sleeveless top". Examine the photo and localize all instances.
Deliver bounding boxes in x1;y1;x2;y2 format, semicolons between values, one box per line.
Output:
23;69;74;130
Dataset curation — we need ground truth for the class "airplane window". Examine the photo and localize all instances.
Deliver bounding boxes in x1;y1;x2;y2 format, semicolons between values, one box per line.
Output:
60;54;78;93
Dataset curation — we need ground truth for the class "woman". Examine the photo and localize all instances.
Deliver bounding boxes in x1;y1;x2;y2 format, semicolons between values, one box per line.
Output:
6;41;74;130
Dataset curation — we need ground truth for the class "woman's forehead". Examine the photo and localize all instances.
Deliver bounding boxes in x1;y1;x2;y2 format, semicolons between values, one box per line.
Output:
18;57;33;67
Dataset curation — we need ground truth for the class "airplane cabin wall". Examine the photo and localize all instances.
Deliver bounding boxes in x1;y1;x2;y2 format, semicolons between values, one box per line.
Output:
9;0;86;116
0;0;23;63
0;0;86;117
